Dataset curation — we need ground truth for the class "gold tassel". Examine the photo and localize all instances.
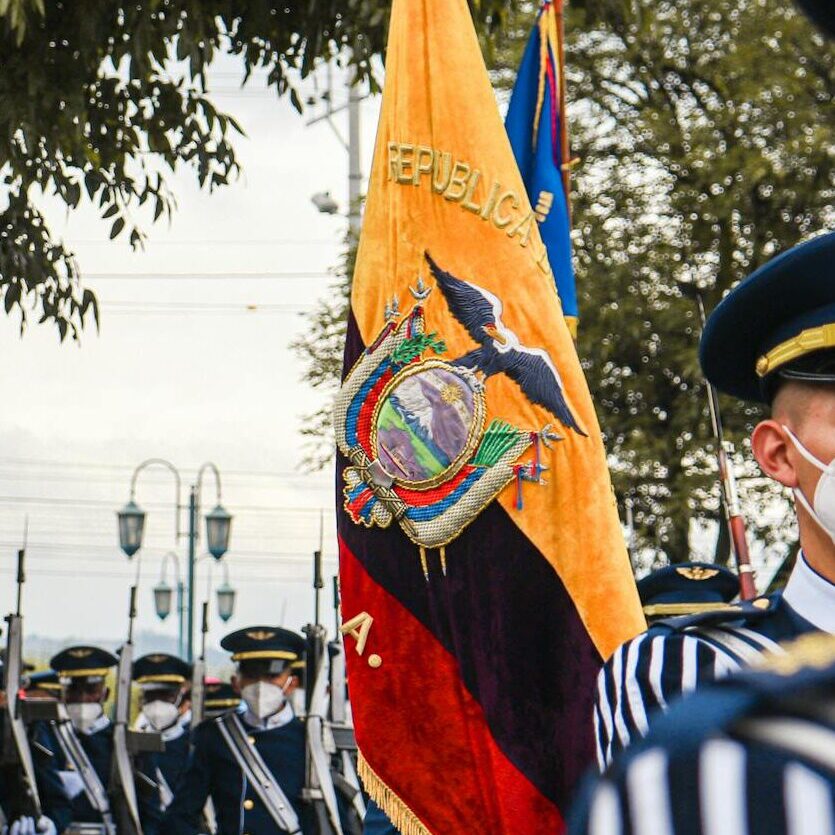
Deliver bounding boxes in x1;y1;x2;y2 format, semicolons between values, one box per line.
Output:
419;547;429;580
439;546;447;576
358;752;432;835
532;11;549;151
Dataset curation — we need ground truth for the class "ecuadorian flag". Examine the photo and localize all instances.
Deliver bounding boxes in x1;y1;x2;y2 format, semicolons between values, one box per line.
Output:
506;0;578;337
334;0;645;831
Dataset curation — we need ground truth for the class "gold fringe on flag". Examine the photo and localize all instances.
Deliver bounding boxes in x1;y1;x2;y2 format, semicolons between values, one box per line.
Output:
358;751;432;835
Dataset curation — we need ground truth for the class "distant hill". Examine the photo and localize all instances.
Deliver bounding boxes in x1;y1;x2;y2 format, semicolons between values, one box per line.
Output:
23;628;233;677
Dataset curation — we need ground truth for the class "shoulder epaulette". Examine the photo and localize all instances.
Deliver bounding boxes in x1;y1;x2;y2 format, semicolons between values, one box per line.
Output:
651;595;778;634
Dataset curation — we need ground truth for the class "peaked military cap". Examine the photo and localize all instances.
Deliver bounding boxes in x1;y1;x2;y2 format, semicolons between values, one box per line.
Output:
25;669;61;692
203;680;241;711
638;561;740;618
221;625;305;674
51;645;118;681
132;652;191;687
700;231;835;403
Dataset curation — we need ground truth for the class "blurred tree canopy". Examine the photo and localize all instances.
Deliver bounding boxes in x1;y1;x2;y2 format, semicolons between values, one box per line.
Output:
0;0;509;339
294;0;834;571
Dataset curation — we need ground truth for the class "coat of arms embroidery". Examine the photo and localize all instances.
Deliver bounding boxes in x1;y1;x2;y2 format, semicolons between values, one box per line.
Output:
335;253;581;576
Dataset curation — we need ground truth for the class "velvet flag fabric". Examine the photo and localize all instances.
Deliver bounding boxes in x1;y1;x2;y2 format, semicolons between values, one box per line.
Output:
335;0;646;831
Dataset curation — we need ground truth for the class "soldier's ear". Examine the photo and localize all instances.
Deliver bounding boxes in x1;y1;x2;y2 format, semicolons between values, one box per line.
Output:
751;419;800;489
231;675;241;694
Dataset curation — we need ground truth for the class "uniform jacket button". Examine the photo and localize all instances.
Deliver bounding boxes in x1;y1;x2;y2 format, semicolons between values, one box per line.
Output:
243;799;254;811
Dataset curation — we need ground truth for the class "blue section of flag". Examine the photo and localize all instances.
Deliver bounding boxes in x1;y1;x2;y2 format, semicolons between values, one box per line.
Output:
505;12;578;321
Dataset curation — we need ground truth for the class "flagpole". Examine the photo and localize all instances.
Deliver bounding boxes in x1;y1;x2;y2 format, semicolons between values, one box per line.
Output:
554;0;572;210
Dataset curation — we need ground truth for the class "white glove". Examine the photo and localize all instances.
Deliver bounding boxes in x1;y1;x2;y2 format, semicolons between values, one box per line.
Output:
9;817;56;835
35;818;56;835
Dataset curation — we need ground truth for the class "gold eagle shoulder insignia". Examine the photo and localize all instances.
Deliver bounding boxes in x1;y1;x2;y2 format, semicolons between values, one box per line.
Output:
759;633;835;677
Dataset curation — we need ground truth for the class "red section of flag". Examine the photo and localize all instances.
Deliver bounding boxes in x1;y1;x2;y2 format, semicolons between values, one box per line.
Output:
339;537;565;834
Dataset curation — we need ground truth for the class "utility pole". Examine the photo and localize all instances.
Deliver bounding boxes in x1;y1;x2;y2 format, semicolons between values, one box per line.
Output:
307;60;365;235
347;68;362;237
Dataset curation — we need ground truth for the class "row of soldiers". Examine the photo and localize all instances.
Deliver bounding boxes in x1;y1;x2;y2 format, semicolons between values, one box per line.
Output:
0;620;365;835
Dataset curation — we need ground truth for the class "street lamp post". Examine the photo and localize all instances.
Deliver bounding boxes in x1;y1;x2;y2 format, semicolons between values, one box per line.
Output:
154;551;185;658
116;460;233;662
195;553;237;625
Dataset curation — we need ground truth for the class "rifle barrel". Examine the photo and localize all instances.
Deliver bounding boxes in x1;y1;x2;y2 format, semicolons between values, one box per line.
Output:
696;292;756;599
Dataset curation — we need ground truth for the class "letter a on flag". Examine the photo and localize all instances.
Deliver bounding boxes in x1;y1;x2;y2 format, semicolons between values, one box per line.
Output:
334;0;645;832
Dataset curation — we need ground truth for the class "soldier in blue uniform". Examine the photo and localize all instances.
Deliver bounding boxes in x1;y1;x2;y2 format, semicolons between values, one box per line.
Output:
638;562;740;622
571;631;835;834
132;653;192;835
162;625;311;835
202;681;241;720
49;645;118;827
22;670;62;701
0;665;71;835
595;231;835;767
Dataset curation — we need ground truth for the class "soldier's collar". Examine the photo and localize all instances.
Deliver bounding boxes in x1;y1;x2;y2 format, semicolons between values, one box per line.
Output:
76;712;111;737
241;701;295;732
782;551;835;635
161;721;186;743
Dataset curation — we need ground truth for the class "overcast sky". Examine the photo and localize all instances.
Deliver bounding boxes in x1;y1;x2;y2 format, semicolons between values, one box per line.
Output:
0;56;382;662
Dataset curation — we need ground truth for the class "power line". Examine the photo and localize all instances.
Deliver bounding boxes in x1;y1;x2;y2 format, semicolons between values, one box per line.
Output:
0;457;330;481
71;238;338;247
0;495;329;514
85;271;331;281
0;566;331;583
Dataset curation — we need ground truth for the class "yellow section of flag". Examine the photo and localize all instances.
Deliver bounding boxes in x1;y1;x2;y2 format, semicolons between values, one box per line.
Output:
350;0;644;658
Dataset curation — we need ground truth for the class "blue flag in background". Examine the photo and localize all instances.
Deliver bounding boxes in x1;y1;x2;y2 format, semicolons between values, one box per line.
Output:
506;0;578;335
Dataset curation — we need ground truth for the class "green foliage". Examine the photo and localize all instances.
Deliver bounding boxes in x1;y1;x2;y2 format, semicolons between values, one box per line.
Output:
492;0;834;567
0;0;512;340
390;332;447;366
290;229;356;470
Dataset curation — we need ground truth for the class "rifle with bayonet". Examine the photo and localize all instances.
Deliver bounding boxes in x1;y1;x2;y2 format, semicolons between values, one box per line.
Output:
108;586;145;835
327;576;365;824
694;292;757;599
676;280;757;598
190;602;209;728
301;541;348;835
1;525;44;821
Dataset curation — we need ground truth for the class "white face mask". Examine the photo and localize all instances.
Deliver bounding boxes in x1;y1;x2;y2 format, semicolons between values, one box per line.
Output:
67;702;103;734
142;699;180;731
241;681;287;720
784;426;835;541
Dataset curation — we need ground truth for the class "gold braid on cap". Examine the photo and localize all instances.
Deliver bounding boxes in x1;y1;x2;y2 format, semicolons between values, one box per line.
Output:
231;650;298;662
756;323;835;377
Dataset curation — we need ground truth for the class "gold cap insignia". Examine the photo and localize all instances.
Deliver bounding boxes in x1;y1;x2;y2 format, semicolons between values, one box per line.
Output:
147;654;168;663
246;630;276;642
676;567;719;581
206;684;220;693
68;648;94;658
